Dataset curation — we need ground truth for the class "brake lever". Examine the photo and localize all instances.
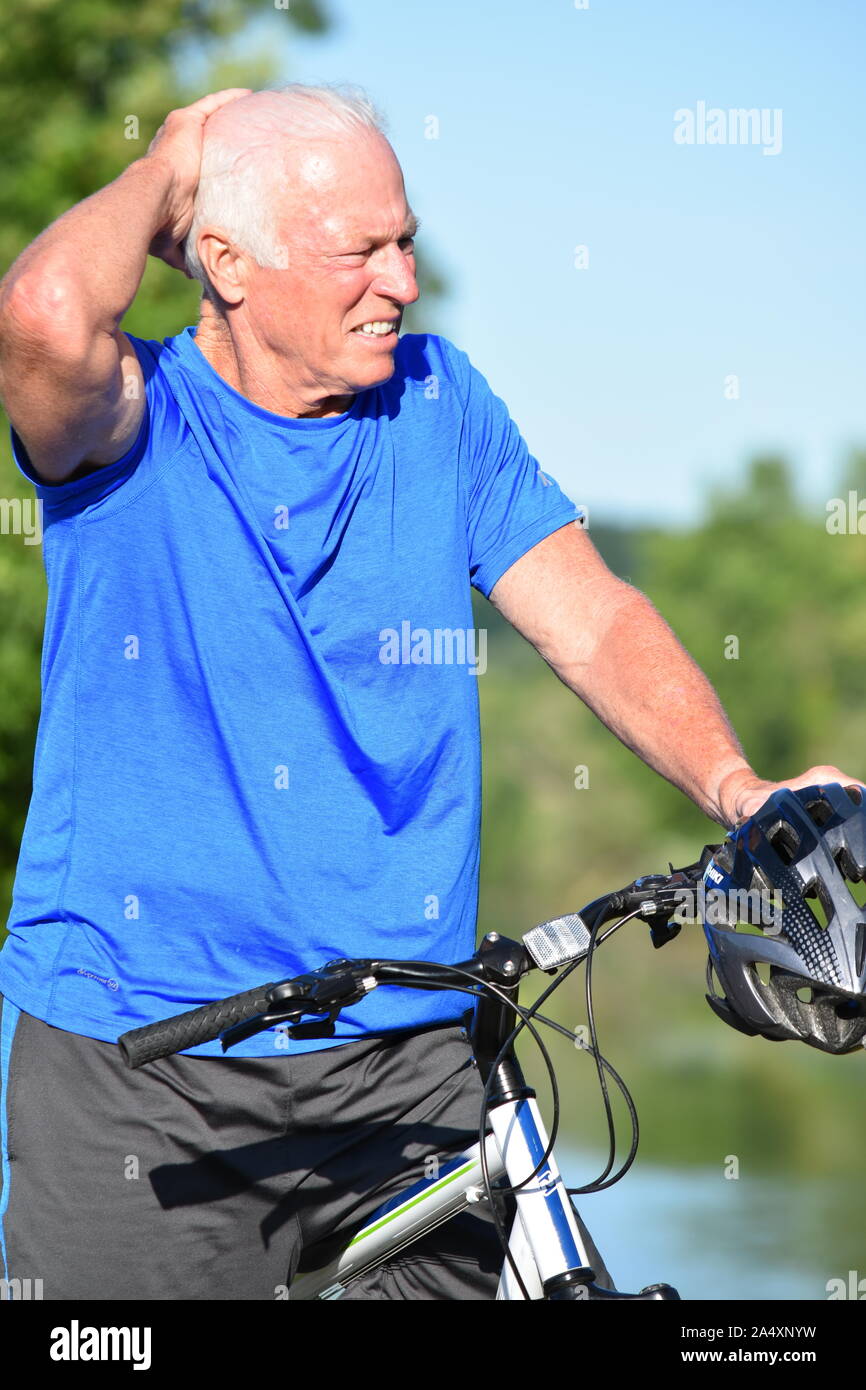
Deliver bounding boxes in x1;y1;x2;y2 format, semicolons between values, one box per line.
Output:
623;847;722;948
219;959;378;1051
627;875;685;948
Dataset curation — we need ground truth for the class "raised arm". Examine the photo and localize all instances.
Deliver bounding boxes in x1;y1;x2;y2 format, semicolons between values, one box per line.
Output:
0;88;250;484
488;521;862;826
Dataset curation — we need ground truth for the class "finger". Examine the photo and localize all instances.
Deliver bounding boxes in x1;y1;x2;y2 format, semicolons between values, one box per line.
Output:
187;88;254;119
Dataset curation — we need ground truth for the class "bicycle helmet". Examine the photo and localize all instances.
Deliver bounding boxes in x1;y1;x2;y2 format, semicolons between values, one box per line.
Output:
700;783;866;1055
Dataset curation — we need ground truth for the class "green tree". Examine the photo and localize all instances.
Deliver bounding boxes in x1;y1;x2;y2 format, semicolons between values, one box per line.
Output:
620;454;866;838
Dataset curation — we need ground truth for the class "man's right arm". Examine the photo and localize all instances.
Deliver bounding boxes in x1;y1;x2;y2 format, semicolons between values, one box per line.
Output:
0;159;176;484
0;88;251;485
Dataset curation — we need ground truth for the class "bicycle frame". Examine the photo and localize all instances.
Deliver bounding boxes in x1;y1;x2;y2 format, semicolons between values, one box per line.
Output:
289;955;612;1302
288;1135;510;1300
288;1100;591;1300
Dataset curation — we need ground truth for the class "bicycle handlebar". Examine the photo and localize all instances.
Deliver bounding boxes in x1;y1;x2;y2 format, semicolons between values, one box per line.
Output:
118;850;718;1069
118;943;531;1069
118;983;279;1068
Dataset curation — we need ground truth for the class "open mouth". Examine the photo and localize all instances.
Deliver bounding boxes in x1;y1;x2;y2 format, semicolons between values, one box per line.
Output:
351;319;400;341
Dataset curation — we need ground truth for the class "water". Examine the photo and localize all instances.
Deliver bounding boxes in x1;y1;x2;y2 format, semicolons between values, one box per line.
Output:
561;1149;860;1301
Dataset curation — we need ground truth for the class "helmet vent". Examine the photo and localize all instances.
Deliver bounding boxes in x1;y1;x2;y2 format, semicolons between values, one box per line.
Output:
856;925;866;977
851;879;866;907
803;880;832;929
805;796;834;827
753;960;772;986
845;785;864;806
767;819;799;865
796;986;813;1004
835;857;866;905
833;846;862;882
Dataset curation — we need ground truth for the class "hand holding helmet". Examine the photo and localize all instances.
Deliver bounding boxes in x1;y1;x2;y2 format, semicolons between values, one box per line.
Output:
701;782;866;1055
717;764;866;827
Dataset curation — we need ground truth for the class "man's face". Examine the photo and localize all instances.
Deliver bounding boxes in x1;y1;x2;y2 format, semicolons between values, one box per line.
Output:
243;131;420;400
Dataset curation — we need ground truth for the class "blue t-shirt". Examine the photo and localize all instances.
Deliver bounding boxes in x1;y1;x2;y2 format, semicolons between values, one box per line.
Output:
0;327;580;1055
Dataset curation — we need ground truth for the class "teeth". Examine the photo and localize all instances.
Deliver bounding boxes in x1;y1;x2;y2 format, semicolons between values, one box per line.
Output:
355;321;394;335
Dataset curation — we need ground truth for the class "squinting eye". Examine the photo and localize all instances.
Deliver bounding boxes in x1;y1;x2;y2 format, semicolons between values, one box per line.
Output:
340;237;415;261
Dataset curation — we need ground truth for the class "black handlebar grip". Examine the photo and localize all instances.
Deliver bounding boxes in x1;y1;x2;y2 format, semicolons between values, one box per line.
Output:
118;983;278;1068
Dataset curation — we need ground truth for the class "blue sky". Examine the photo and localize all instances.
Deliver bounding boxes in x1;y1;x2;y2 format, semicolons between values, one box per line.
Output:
194;0;865;526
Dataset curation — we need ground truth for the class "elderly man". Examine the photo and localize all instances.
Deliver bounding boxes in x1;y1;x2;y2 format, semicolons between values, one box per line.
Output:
0;83;857;1301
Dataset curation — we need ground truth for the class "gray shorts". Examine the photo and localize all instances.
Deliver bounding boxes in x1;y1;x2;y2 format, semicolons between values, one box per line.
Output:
0;994;612;1300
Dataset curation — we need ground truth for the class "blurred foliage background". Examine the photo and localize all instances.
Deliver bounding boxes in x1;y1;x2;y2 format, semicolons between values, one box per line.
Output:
1;0;865;1296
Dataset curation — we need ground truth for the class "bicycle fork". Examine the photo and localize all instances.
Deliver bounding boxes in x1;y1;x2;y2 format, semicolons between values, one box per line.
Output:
487;1080;679;1300
472;934;680;1301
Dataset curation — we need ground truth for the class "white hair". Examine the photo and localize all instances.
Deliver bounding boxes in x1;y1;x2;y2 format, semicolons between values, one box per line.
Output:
183;82;389;305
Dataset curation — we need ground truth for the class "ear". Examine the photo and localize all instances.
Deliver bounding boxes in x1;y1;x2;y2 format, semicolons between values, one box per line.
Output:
196;227;247;307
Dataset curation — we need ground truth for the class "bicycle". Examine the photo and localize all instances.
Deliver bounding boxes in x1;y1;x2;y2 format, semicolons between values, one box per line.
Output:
118;846;721;1301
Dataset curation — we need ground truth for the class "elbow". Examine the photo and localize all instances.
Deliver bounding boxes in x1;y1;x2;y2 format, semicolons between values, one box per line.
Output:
0;263;90;361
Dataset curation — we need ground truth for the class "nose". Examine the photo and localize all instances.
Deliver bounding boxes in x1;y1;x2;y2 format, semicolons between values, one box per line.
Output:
369;244;420;309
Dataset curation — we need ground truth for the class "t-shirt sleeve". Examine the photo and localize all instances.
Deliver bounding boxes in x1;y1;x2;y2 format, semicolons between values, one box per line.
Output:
449;342;584;597
8;333;174;521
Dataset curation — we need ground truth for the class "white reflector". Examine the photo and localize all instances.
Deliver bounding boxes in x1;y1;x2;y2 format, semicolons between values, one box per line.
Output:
523;913;591;970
